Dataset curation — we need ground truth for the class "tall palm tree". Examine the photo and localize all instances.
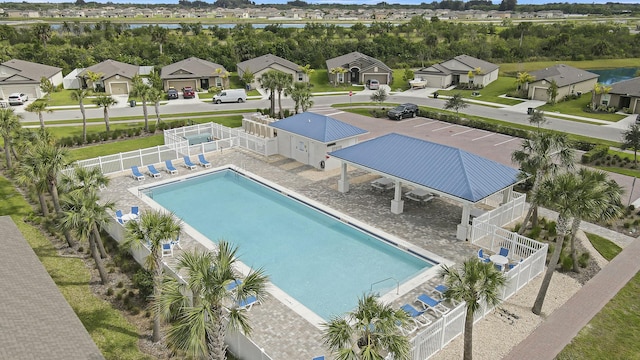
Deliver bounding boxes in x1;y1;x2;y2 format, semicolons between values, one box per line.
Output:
287;82;312;114
298;64;315;83
511;132;575;234
532;171;584;315
275;71;293;118
59;189;113;284
130;75;152;132
25;101;52;129
567;168;622;272
148;87;164;131
0;107;21;169
440;257;506;360
16;148;51;216
123;209;182;343
322;293;410;360
592;82;612;109
621;123;640;164
443;93;469;120
158;242;268;360
70;88;91;144
259;70;279;118
93;95;117;132
515;72;534;97
528;109;546;130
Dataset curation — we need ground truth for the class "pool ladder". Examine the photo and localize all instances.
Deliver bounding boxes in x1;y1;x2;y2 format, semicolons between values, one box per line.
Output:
370;277;400;296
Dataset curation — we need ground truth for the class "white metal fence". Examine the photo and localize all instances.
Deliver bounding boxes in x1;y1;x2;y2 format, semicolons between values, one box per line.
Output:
472;191;526;230
409;303;467;360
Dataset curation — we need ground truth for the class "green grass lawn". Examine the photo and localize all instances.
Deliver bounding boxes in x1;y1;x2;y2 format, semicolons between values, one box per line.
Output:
438;77;523;106
309;69;361;93
0;177;149;360
390;69;411;92
538;94;626;122
585;232;622;261
499;58;640;76
36;89;81;106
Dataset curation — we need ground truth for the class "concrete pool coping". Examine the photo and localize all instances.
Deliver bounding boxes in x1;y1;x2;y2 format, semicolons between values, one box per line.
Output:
130;164;454;329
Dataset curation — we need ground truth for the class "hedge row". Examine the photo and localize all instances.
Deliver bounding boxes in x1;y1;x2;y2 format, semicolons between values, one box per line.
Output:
581;145;610;163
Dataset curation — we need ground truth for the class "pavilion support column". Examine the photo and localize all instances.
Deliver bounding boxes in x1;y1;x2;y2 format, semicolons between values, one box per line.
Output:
502;186;513;204
338;162;350;193
456;203;471;241
391;180;404;214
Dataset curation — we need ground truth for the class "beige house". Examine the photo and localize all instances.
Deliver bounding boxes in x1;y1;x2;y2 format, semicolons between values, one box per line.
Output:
236;54;305;90
592;77;640;114
77;59;139;95
325;52;392;85
526;64;599;102
0;59;62;100
415;55;499;89
161;57;228;91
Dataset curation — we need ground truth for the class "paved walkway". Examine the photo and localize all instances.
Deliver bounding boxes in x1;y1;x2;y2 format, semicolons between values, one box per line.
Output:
504;236;640;360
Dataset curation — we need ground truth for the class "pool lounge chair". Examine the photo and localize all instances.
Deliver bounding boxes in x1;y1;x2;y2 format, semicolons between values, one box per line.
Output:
312;357;325;360
226;279;242;292
162;242;173;257
165;160;178;175
197;154;211;168
400;304;432;331
183;156;197;170
147;164;162;178
416;293;450;316
115;209;125;225
170;235;182;250
131;166;145;181
432;284;448;299
238;295;259;311
130;206;139;217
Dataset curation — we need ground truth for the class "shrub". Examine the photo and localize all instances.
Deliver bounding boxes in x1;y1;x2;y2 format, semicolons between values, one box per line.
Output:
115;293;123;301
560;255;573;271
130;306;141;315
578;252;590;268
116;281;124;288
528;226;542;239
145;310;151;318
581;145;608;163
132;269;153;299
106;288;114;296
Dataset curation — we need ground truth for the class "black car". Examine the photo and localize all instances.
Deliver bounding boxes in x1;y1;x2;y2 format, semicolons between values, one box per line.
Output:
167;88;178;100
387;103;418;120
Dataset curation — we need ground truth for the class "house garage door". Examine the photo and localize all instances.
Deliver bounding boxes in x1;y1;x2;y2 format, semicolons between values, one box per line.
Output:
363;74;389;85
1;85;38;100
110;83;128;95
419;74;447;88
168;80;197;91
532;87;548;101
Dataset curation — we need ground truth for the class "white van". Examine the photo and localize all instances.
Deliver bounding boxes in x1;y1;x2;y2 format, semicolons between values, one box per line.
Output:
213;89;247;104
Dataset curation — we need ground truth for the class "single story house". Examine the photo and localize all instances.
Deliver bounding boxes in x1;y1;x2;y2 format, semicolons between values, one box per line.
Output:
237;54;305;90
526;64;599;102
77;59;140;95
325;52;392;86
0;59;63;100
414;54;499;89
592;76;640;114
269;112;368;171
161;57;228;91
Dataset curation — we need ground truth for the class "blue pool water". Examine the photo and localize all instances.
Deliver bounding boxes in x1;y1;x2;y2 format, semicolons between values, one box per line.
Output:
589;67;639;85
145;169;433;320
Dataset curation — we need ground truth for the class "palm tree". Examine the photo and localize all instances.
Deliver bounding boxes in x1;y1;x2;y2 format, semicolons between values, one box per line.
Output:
123;209;181;343
443;93;469;119
59;189;113;284
621;123;640;164
298;64;315;83
287;82;312;114
214;68;230;89
240;68;255;89
149;25;168;55
329;67;348;87
0;107;21;169
322;293;410;360
16;146;51;216
275;71;293;118
158;242;268;360
259;70;279;117
515;72;534;97
70;88;91;144
93;95;117;132
592;82;612;109
528;109;546;130
148;88;164;131
567;169;622;272
440;257;506;360
130;75;152;132
546;79;559;105
370;88;388;108
511;132;574;234
25;101;52;129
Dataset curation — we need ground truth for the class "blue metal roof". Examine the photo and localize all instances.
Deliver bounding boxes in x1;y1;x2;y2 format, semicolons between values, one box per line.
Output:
270;112;368;143
329;133;521;203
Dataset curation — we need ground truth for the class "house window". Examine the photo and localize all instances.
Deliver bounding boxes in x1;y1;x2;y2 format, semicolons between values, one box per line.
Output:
297;72;303;81
601;94;610;106
337;73;344;83
215;77;222;87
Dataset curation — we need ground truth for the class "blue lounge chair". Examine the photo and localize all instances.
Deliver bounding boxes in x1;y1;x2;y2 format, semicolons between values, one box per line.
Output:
165;160;178;175
417;293;450;316
147;164;162;178
499;247;510;257
509;258;524;270
170;235;182;250
495;264;503;272
401;304;432;329
162;242;173;257
183;156;197;170
131;166;145;181
477;249;490;263
238;295;259;311
130;206;139;216
197;154;211;168
115;209;125;225
432;284;448;299
312;357;325;360
226;279;242;291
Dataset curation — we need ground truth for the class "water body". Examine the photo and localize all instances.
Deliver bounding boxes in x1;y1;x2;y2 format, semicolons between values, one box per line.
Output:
589;67;639;85
48;22;360;30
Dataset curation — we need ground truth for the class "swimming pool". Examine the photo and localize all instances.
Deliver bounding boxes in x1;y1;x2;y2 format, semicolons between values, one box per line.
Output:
141;168;435;320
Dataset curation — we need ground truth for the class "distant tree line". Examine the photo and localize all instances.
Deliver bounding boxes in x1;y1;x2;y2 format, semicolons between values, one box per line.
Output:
2;17;639;76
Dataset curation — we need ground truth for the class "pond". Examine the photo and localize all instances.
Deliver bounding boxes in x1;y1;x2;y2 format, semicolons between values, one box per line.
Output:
589;67;639;85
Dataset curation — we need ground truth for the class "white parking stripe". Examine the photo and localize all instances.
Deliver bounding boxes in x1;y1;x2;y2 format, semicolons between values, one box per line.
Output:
472;133;494;141
432;124;457;132
451;129;474;137
494;138;518;146
414;120;437;127
326;111;344;116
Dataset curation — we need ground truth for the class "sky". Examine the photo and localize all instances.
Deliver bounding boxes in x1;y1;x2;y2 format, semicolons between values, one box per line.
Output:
4;0;640;4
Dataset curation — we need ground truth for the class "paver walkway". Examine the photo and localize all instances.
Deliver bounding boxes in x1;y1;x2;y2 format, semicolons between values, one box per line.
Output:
504;236;640;360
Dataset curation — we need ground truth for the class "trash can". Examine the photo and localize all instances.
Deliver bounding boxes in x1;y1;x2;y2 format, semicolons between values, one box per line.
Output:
527;107;534;115
130;100;136;107
433;92;439;99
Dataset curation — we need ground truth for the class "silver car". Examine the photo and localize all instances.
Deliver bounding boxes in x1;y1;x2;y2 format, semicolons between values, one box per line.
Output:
8;93;28;105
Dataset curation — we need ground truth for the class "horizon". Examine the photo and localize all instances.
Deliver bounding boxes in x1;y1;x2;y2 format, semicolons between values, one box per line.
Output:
3;0;640;5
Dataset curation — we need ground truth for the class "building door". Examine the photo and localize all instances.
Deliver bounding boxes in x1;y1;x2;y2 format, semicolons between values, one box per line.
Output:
350;68;360;84
620;96;631;109
452;75;460;85
200;78;209;90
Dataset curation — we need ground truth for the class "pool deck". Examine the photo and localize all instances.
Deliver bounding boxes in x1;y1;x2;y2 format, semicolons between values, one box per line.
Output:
102;148;483;359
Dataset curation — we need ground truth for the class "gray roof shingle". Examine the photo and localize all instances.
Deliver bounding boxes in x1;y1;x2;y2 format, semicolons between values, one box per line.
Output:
325;51;391;72
0;216;104;360
161;57;226;80
608;76;640;97
79;59;139;80
416;54;498;75
529;64;599;87
329;133;520;203
0;59;62;83
270;112;368;143
236;54;300;73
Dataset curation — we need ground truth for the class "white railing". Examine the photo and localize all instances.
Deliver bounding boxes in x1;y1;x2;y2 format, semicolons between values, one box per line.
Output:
409;302;466;360
473;191;526;230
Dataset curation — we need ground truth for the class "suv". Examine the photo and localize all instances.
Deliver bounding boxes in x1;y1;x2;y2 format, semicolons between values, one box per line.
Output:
167;88;178;100
387;103;418;120
8;93;28;105
182;87;195;99
367;79;380;90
